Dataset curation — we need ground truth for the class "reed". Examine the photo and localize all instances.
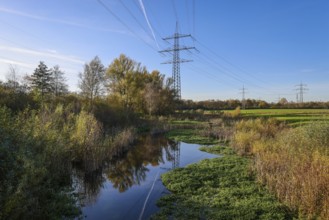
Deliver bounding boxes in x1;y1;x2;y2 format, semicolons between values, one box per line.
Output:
232;119;329;218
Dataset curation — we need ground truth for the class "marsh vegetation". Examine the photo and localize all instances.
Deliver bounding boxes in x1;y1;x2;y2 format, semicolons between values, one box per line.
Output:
1;54;329;219
156;111;329;219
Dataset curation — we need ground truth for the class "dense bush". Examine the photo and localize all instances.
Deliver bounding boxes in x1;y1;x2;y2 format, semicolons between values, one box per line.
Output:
0;103;139;219
0;106;80;219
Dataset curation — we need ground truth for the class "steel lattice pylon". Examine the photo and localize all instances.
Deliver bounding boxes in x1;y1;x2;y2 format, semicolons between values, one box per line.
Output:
172;30;181;98
159;23;195;99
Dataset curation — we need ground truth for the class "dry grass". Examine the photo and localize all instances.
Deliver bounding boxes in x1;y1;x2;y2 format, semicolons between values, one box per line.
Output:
232;119;329;218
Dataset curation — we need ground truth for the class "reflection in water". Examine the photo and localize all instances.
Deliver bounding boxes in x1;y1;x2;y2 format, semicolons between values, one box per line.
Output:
79;136;218;220
73;135;181;204
168;140;181;169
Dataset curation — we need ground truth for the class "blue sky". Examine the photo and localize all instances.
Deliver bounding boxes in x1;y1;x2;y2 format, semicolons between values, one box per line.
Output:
0;0;328;102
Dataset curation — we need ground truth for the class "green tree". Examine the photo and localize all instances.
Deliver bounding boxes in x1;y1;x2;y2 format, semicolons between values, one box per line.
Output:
106;54;147;112
106;54;176;115
79;56;105;108
30;61;53;100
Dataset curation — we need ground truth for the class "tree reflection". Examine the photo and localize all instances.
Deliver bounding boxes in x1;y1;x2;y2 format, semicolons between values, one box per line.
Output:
106;135;169;192
73;135;181;202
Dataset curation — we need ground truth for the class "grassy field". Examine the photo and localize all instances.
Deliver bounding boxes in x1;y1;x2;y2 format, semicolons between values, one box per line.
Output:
225;108;329;125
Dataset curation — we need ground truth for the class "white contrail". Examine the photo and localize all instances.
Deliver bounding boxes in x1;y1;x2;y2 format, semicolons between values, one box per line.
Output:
138;171;160;220
0;46;84;64
138;0;160;49
0;6;127;34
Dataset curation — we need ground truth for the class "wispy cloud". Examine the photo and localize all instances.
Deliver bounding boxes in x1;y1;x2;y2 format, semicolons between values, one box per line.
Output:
0;46;84;64
138;0;159;49
0;57;36;69
0;6;127;34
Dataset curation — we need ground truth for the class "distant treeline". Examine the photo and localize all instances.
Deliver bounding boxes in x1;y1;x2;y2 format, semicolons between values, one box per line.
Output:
179;99;329;110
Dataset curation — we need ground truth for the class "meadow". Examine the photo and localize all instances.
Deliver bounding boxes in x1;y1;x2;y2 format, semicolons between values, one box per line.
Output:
224;108;329;125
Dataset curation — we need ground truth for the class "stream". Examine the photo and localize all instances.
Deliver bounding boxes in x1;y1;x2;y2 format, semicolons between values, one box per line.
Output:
73;135;217;220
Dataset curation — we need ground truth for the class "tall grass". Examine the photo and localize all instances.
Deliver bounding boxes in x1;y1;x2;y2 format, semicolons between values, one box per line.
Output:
232;119;329;218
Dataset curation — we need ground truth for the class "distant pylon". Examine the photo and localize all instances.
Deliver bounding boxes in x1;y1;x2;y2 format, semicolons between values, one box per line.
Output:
240;85;247;109
159;22;196;99
295;82;308;103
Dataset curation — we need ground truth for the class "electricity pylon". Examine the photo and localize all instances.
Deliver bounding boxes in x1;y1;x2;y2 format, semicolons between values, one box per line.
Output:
295;82;308;103
159;23;195;99
240;85;247;109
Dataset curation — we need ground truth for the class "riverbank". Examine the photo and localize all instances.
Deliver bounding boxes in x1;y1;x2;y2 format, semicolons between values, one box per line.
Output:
153;131;295;219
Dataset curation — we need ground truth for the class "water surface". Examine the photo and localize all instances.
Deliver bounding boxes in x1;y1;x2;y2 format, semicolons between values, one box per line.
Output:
75;136;217;220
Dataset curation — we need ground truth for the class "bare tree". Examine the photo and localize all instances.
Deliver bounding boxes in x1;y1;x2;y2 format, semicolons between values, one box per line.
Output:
51;65;68;96
6;64;20;91
79;56;105;107
144;83;160;116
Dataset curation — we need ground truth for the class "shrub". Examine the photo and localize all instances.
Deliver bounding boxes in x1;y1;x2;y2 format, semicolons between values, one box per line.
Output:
0;106;80;219
224;106;241;118
232;118;283;155
70;111;106;172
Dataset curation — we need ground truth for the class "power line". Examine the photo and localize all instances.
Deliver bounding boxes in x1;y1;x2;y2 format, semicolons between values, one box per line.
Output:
192;50;248;85
185;0;191;35
118;0;154;40
171;0;178;22
132;0;165;40
193;0;196;38
181;38;266;89
186;63;236;87
194;38;273;86
96;0;158;51
185;47;266;89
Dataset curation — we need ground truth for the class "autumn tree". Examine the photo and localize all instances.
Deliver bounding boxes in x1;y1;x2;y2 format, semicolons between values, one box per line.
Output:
79;56;106;108
106;54;147;112
106;54;176;115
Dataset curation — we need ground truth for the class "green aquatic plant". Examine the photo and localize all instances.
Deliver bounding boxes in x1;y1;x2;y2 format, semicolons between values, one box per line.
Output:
153;145;293;219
